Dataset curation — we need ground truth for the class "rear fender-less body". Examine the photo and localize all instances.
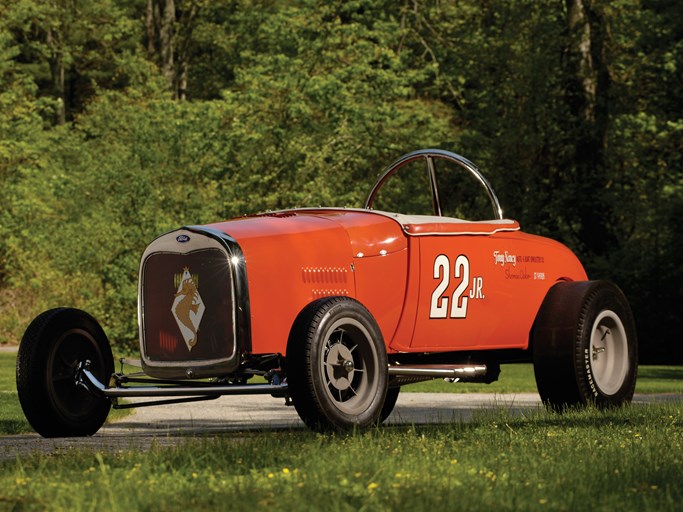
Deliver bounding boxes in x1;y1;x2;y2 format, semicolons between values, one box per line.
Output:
207;208;586;357
396;227;588;352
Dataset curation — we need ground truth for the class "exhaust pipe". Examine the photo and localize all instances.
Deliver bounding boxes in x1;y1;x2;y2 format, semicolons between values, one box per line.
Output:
387;364;488;380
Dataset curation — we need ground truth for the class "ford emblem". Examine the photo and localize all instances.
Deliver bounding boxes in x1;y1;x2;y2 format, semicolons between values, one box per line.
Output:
176;234;191;243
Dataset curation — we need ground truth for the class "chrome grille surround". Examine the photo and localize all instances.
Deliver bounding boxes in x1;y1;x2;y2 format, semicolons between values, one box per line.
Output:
138;226;250;379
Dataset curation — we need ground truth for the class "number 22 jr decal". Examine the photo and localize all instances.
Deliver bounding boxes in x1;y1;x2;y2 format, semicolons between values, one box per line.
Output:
430;254;484;319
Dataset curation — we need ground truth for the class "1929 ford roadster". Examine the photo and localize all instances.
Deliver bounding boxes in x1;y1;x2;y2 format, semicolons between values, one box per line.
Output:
16;149;638;436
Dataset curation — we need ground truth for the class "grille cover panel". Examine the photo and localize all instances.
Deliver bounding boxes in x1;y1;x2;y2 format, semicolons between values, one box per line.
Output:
141;248;235;364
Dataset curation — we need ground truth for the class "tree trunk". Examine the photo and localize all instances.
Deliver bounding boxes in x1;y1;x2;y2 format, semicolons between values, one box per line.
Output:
565;0;614;256
146;0;156;60
146;0;201;100
46;27;66;125
159;0;176;92
567;0;597;122
146;0;177;96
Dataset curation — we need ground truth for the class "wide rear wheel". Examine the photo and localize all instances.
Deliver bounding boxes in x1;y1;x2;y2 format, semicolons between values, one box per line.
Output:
532;281;638;410
287;297;388;431
16;308;114;437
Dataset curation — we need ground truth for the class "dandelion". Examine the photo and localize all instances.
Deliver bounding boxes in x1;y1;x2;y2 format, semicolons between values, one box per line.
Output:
282;468;290;475
367;482;379;492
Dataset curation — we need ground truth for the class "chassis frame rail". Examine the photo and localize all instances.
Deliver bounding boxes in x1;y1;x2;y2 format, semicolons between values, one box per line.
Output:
76;361;289;409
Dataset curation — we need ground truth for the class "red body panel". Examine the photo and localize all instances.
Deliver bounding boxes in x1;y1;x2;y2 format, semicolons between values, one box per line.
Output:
207;209;587;357
405;231;587;352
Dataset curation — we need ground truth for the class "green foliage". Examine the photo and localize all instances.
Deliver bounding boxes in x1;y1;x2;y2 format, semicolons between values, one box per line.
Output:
0;0;680;360
0;0;148;121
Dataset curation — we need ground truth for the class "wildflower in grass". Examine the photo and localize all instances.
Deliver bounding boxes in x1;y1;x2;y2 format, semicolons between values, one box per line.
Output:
367;482;379;492
282;468;290;475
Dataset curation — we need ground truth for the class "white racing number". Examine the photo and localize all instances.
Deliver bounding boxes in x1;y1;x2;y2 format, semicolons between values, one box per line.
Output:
429;254;484;319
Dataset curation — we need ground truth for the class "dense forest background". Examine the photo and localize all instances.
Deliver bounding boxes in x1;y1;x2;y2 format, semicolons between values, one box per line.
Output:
0;0;681;362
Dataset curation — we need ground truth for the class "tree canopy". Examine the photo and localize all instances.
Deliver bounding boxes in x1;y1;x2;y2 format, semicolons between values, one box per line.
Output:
0;0;681;361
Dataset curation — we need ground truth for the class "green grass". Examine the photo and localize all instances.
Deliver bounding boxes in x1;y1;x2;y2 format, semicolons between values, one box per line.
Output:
409;363;683;394
1;351;683;510
1;405;682;511
0;352;30;435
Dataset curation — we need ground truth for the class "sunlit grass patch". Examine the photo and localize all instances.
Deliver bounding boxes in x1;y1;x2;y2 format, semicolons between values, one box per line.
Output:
408;363;683;394
1;403;682;511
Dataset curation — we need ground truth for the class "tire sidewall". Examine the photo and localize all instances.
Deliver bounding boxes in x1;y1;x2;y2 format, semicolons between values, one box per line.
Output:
288;297;388;431
17;308;114;437
575;283;638;406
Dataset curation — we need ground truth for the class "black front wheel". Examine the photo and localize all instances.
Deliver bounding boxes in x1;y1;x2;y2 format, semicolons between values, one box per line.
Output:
286;297;388;431
16;308;114;437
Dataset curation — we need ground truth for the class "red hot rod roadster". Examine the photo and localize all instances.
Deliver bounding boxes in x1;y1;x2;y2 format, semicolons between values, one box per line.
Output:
16;149;638;436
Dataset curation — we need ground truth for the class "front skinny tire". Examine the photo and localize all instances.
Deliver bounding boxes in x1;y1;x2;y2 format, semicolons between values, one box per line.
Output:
16;308;114;437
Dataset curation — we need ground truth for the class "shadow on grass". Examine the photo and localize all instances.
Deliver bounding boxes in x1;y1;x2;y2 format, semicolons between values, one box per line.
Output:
0;419;31;435
639;367;683;380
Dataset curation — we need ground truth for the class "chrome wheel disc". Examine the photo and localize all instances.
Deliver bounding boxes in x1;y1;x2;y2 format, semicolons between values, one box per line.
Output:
589;310;629;395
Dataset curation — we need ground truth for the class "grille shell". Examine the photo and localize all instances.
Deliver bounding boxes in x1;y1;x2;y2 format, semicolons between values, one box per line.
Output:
138;227;249;379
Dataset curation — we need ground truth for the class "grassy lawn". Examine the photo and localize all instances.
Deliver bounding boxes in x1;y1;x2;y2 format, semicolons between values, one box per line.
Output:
0;404;682;511
1;350;682;510
0;351;30;435
409;362;683;394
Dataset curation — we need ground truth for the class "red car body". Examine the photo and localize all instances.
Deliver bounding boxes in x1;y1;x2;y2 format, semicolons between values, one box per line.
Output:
142;209;586;364
17;149;637;436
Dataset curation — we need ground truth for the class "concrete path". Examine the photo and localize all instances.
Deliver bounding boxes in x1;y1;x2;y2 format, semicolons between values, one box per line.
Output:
1;391;680;461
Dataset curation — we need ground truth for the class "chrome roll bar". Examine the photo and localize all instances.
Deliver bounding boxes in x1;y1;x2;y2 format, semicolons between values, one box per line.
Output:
364;149;504;220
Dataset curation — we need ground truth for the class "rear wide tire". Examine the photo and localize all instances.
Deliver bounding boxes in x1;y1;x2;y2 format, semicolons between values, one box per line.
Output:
532;281;638;410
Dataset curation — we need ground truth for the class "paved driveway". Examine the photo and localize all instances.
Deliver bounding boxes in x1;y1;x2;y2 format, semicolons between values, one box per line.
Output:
1;391;679;461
